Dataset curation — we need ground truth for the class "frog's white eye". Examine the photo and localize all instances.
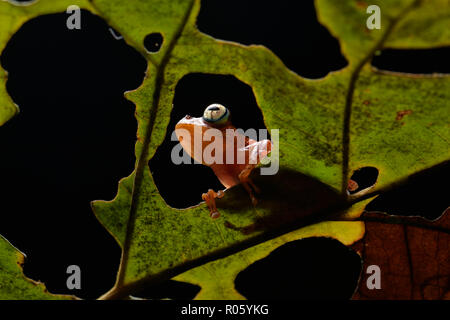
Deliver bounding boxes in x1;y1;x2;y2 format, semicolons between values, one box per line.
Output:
202;104;230;125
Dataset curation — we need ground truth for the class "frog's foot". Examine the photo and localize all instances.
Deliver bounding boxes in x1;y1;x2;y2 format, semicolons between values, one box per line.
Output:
238;165;259;206
202;189;224;219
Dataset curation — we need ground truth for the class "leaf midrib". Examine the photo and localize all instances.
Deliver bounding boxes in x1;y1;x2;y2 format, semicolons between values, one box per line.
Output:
113;0;196;289
341;0;423;194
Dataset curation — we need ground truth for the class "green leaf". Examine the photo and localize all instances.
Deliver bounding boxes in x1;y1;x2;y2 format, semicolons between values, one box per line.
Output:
173;198;371;300
0;235;75;299
350;69;450;191
0;0;448;299
315;0;450;66
175;220;366;299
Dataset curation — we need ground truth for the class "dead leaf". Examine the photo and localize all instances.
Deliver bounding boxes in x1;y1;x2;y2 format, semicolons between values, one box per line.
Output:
352;209;450;300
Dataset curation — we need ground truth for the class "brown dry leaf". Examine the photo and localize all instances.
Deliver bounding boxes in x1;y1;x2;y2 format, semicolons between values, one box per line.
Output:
352;209;450;300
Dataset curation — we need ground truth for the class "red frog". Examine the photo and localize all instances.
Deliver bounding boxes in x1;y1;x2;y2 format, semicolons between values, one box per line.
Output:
175;104;272;219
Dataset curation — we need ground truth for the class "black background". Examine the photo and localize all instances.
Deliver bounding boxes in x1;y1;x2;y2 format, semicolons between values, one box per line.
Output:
0;0;448;300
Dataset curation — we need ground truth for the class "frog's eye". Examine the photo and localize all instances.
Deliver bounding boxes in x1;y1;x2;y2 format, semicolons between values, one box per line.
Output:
202;104;230;125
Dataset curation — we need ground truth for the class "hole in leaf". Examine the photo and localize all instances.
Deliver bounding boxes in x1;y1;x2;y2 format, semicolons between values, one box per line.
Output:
132;280;201;300
348;166;379;194
144;32;164;53
235;237;362;299
149;73;268;209
9;0;34;3
366;161;449;221
371;47;450;74
0;10;146;299
197;0;347;78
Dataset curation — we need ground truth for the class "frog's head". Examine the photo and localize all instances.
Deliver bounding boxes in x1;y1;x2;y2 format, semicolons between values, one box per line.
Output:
175;104;231;164
175;103;231;133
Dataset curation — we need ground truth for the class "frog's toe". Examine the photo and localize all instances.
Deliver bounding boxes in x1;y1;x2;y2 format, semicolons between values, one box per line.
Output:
202;189;224;219
210;211;220;219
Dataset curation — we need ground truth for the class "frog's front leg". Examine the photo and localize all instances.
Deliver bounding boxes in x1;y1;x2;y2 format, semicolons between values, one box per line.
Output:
202;189;224;219
238;164;260;206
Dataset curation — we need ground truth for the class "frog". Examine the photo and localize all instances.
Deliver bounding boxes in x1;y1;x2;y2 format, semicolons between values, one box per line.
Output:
175;104;272;219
